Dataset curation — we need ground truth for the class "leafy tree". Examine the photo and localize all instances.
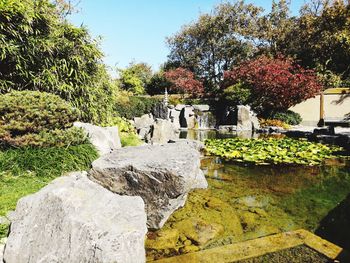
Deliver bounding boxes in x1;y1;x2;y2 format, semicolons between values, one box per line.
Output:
0;0;117;124
164;68;204;97
282;0;350;85
257;0;295;55
118;62;153;95
223;56;322;114
145;71;171;95
166;1;263;92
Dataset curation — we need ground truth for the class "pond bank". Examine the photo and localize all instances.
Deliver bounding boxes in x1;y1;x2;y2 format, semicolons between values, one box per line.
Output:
146;146;350;261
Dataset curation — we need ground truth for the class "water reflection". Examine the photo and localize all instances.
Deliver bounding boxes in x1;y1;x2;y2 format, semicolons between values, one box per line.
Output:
179;129;260;141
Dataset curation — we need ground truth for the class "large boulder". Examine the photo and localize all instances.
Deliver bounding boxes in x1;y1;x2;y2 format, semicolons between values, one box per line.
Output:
74;122;121;155
151;119;179;144
134;114;154;130
236;105;260;131
168;139;205;152
180;106;196;129
237;105;252;130
0;238;5;263
89;143;208;229
169;108;181;129
152;103;168;120
3;172;147;263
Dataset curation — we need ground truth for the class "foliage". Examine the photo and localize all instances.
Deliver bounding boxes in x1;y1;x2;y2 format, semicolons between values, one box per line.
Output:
222;82;251;106
0;143;98;178
223;56;322;114
267;110;302;125
166;1;262;92
114;96;161;120
256;0;295;55
118;62;153;95
120;133;142;147
0;91;79;132
259;119;291;129
164;68;204;97
167;0;349;91
0;127;87;148
282;0;350;84
204;138;343;165
0;0;118;123
0;91;86;148
145;71;171;95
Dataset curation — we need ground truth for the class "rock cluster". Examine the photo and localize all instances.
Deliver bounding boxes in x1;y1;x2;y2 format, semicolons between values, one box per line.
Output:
2;137;207;263
132;113;179;144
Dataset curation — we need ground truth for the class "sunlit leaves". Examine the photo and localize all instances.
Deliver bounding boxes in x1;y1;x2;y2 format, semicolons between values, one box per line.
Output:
223;55;322;114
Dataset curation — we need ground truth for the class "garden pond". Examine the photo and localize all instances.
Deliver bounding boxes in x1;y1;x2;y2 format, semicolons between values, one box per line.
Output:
146;130;350;261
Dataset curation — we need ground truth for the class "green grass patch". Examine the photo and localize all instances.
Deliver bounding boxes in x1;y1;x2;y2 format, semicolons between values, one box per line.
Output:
120;132;142;147
205;138;344;165
0;144;98;238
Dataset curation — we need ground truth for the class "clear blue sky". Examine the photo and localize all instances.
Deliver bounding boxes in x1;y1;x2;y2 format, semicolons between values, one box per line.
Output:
68;0;305;72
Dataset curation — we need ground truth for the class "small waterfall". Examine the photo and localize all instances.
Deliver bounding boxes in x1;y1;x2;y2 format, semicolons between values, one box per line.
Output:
197;112;210;129
195;111;215;129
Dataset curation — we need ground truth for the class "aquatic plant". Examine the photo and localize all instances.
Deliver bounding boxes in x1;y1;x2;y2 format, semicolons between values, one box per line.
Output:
204;138;344;165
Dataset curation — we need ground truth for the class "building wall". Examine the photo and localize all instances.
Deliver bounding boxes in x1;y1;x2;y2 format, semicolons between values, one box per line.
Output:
289;94;350;126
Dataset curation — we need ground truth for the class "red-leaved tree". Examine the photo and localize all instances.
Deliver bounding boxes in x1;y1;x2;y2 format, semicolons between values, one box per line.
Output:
223;55;322;114
164;67;204;97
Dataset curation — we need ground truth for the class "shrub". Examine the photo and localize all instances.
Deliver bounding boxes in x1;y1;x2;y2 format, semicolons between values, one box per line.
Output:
115;96;161;119
268;110;302;125
0;90;86;148
164;68;204;97
259;119;291;129
223;56;322;114
223;82;251;106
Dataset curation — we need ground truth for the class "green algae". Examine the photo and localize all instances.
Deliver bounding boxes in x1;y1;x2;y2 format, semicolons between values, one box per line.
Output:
146;156;350;261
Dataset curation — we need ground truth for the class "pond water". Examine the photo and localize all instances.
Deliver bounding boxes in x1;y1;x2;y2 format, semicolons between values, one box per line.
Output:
146;130;350;261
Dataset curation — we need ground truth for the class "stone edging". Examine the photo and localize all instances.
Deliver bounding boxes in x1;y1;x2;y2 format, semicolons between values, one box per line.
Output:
150;229;343;263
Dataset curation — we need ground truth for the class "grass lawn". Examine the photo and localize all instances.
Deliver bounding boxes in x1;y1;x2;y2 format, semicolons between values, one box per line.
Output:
0;144;98;238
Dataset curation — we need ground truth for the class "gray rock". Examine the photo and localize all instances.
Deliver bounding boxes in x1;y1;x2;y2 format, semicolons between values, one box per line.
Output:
180;106;196;129
134;114;154;130
193;104;210;112
152;103;168;120
4;172;147;263
89;143;208;229
0;216;9;225
0;238;6;263
175;104;186;111
138;126;152;141
169;108;181;129
169;139;205;152
251;115;260;130
74;122;121;156
151;119;179;144
237;105;252;130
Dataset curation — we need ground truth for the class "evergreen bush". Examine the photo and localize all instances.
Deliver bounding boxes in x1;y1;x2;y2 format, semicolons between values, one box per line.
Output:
0;90;86;148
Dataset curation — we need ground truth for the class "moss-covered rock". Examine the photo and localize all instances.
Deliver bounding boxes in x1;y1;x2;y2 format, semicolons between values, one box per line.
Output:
146;229;180;250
